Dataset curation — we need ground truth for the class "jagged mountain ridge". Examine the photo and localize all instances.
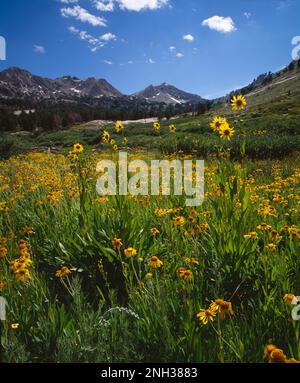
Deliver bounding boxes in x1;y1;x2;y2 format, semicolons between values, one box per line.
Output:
0;67;206;105
0;67;122;100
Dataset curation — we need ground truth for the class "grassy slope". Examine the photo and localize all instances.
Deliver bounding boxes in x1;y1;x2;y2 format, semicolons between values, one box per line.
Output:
1;67;300;159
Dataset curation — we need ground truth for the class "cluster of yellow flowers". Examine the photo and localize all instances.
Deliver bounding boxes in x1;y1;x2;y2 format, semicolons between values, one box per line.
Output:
10;240;33;282
210;95;247;141
197;299;234;325
152;122;177;133
101;122;128;151
244;224;300;254
210;116;235;141
155;207;183;217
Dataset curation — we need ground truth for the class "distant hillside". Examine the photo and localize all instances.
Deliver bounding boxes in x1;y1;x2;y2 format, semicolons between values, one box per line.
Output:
214;59;300;105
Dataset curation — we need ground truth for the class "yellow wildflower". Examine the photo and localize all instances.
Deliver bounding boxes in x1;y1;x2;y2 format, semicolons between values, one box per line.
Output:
55;266;71;279
231;95;247;111
147;256;163;269
124;247;137;258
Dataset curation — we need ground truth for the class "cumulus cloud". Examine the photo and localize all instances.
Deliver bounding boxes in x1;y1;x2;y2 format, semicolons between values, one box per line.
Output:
169;46;176;52
149;58;156;64
94;1;115;11
100;32;116;41
176;53;183;58
118;0;169;11
61;6;107;26
183;34;194;42
34;45;46;54
202;16;236;33
103;60;113;65
93;0;169;12
244;12;251;19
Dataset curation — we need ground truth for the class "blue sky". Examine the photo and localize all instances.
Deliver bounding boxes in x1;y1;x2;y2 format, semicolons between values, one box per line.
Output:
0;0;299;98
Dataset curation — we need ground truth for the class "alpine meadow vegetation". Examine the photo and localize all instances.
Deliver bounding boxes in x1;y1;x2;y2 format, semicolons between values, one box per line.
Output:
1;96;300;363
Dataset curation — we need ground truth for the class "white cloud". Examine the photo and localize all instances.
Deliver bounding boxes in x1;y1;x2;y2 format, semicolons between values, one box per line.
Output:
68;26;79;33
202;16;236;33
34;45;46;54
104;60;113;65
68;26;108;51
61;6;107;26
58;0;78;3
183;34;194;42
94;1;115;11
244;12;251;19
176;53;183;58
169;46;176;52
149;58;156;64
112;0;169;12
100;32;116;41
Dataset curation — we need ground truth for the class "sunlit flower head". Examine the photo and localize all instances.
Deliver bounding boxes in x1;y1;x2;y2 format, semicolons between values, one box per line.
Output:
231;95;247;111
210;299;234;319
115;120;123;133
173;216;186;227
153;122;161;131
55;266;71;279
102;131;111;143
219;123;235;141
169;124;176;133
124;247;137;258
73;143;84;153
197;308;216;325
210;117;227;133
147;256;163;269
179;269;193;280
15;268;32;282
